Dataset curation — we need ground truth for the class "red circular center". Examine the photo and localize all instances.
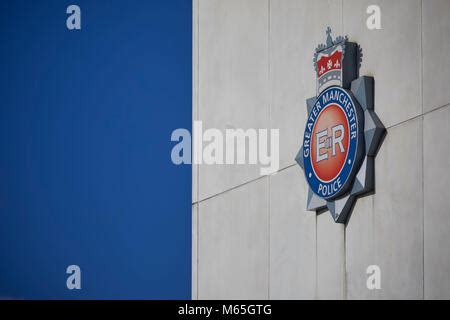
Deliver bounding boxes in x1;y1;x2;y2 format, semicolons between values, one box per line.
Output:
311;104;349;182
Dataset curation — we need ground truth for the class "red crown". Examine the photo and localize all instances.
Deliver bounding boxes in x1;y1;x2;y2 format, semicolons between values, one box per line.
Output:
313;27;360;95
317;49;342;77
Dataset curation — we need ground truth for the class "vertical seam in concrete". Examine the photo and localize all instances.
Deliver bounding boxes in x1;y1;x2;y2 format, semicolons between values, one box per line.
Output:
343;227;347;300
372;176;375;298
420;0;425;300
267;0;271;300
372;131;376;298
341;0;347;301
195;0;200;300
315;214;318;299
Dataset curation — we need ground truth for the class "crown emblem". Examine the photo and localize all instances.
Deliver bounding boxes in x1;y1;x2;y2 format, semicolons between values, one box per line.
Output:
313;27;361;95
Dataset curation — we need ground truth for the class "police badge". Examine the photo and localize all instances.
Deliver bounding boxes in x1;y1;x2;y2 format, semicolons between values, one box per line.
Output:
295;27;386;224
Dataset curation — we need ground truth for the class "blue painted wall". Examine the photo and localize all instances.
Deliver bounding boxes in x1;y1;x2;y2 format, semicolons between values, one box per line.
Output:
0;0;192;299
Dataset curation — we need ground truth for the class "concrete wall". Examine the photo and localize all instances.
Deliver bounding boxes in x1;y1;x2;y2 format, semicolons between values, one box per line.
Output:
192;0;450;299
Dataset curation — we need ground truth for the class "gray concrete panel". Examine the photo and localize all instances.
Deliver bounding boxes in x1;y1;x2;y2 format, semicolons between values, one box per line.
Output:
198;0;270;201
192;204;198;300
269;166;316;299
343;0;422;128
270;0;342;169
424;105;450;299
198;178;269;299
193;0;199;204
373;118;423;299
422;0;450;113
346;196;378;299
317;212;345;299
